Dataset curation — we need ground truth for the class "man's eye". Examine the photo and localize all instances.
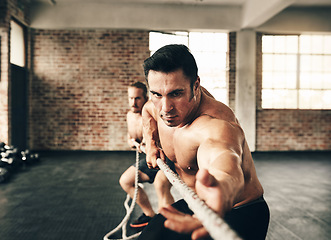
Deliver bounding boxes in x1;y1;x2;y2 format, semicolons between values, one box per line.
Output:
171;92;181;97
153;93;162;98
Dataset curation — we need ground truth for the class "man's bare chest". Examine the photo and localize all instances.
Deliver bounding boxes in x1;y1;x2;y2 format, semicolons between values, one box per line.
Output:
158;123;199;174
127;114;143;140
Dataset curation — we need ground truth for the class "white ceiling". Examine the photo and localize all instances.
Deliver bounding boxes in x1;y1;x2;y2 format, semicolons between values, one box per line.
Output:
31;0;331;6
31;0;245;4
28;0;331;31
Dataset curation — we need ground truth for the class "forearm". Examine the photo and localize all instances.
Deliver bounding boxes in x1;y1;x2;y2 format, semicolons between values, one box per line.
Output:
142;102;159;149
209;151;244;213
197;138;245;216
127;134;134;148
142;101;161;167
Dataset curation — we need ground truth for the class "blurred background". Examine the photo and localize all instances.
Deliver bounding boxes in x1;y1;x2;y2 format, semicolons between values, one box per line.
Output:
0;1;330;240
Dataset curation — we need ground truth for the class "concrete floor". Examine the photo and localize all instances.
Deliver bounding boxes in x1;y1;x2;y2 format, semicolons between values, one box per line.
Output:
0;151;330;240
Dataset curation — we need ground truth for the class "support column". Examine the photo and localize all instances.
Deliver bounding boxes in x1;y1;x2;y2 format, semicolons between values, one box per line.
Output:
235;30;256;151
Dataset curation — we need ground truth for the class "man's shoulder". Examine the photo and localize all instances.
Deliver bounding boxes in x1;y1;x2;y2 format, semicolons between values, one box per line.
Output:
188;115;244;147
196;103;236;123
193;114;234;128
200;95;236;118
143;100;158;120
191;112;242;136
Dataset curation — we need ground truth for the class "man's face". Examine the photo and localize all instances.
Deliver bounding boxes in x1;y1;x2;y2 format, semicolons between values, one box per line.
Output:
148;69;199;127
128;87;146;113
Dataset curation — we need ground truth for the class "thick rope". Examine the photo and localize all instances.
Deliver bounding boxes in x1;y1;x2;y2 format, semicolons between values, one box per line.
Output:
103;150;142;240
104;144;241;240
156;158;242;240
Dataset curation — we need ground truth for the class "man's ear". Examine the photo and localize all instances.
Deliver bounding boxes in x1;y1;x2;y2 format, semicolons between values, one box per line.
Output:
194;77;201;93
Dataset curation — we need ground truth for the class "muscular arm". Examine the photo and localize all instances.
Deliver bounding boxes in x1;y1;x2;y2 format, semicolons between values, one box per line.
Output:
160;120;245;239
127;133;135;149
126;113;136;149
127;112;144;151
196;119;245;217
142;100;164;168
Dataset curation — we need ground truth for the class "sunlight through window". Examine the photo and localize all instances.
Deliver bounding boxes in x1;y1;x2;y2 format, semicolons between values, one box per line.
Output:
262;34;331;109
10;20;25;67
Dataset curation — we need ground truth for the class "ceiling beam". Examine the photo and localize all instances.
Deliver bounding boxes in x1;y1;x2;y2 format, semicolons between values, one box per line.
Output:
241;0;295;29
30;2;242;30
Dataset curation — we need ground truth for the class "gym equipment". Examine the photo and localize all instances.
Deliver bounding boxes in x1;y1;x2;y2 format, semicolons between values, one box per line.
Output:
0;142;41;183
21;150;40;165
0;146;22;172
0;167;10;183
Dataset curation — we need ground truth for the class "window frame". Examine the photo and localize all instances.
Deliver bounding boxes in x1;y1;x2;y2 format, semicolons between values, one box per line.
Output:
261;33;331;110
10;19;26;68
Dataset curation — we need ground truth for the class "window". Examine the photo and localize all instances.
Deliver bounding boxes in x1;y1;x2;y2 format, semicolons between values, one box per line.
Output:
10;20;25;67
262;34;331;109
149;32;228;104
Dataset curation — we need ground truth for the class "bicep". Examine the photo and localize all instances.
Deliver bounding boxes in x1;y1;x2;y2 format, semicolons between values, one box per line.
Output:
196;122;244;179
197;141;241;177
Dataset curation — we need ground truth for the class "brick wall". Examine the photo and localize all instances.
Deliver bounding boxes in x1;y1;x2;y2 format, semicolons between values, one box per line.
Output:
255;32;331;151
3;0;330;151
30;29;149;150
256;110;331;151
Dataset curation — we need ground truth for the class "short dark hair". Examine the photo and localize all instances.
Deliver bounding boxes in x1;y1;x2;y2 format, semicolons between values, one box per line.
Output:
143;44;198;89
129;81;148;100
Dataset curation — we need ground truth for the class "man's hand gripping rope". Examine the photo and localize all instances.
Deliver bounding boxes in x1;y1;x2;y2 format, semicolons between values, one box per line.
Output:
140;144;241;240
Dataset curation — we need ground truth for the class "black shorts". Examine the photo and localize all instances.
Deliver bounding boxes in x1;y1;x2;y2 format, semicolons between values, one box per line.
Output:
132;153;176;183
138;197;270;240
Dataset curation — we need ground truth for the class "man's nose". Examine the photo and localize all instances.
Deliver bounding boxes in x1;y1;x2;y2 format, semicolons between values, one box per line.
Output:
161;97;173;113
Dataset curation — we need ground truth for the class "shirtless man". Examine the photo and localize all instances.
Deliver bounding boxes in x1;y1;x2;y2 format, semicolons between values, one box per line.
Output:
119;82;174;228
138;45;269;239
